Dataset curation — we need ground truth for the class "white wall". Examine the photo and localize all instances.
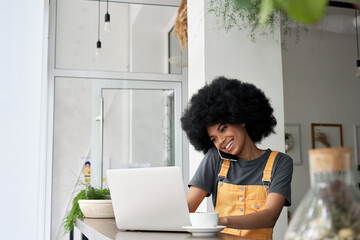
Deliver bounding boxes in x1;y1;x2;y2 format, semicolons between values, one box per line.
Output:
187;1;287;238
187;0;206;181
187;0;212;212
0;1;48;240
282;25;360;214
204;7;285;152
188;1;285;174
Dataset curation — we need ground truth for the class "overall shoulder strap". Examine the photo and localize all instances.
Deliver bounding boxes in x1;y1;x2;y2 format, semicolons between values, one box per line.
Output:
262;151;279;190
218;159;230;186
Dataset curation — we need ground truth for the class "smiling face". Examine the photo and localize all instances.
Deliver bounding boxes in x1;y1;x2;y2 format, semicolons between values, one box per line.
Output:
207;123;248;157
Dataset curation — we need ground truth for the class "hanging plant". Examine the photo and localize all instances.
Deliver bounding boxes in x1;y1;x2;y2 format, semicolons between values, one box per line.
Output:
208;0;360;45
174;0;188;48
175;0;360;49
208;0;309;49
258;0;329;25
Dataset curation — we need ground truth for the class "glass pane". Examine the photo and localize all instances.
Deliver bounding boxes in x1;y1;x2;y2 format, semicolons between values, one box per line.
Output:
56;0;182;74
102;89;175;169
52;77;93;240
168;27;182;74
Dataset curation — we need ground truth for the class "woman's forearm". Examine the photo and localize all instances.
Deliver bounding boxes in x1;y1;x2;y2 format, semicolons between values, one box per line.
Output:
186;186;208;213
219;208;280;229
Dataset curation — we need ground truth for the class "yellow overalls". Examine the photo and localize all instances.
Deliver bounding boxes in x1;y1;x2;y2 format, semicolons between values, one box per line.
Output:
214;151;279;239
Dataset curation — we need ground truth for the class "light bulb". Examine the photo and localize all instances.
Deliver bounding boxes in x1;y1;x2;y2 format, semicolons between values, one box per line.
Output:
104;12;111;33
95;40;102;58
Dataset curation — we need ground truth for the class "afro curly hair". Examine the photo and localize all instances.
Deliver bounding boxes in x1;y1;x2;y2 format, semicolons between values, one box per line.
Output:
181;76;277;154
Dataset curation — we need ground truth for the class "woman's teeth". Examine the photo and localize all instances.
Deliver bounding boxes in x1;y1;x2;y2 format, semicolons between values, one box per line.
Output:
225;141;233;150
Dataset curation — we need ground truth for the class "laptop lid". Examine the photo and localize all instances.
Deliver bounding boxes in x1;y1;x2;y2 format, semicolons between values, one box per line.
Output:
107;167;191;232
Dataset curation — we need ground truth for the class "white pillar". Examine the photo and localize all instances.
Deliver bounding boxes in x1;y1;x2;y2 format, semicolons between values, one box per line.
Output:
187;0;287;237
0;1;49;240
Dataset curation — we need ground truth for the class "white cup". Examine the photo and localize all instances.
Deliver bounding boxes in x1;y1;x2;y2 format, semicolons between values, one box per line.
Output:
189;212;219;228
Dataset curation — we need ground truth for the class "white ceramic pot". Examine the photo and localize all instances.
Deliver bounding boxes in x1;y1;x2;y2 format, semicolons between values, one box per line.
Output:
78;199;115;218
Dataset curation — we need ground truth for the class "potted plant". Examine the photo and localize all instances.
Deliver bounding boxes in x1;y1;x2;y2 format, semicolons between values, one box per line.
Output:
63;184;113;233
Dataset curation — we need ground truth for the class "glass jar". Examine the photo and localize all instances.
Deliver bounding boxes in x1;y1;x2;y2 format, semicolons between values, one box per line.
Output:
285;148;360;240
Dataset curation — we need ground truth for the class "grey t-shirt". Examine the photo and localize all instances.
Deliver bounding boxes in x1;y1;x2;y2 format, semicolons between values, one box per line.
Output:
188;148;293;207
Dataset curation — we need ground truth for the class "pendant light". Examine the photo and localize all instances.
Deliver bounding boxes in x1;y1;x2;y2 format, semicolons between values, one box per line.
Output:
355;9;360;77
95;0;102;57
104;0;111;33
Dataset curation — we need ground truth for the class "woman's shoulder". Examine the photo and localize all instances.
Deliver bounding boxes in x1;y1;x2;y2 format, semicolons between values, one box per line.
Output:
273;150;291;158
201;147;223;168
271;149;293;166
204;147;220;160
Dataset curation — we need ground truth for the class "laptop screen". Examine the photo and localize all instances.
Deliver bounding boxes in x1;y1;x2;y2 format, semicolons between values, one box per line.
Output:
107;167;191;232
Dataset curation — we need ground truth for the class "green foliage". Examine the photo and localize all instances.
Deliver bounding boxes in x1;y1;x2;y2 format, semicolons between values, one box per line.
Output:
86;185;111;200
259;0;328;25
318;179;360;232
63;185;111;233
280;0;327;24
277;0;360;25
64;189;86;233
285;132;290;140
231;0;252;12
259;0;276;24
211;0;360;40
208;0;307;48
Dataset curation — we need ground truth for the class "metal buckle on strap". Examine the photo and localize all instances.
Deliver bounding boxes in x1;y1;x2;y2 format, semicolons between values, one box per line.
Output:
218;175;225;186
262;181;271;190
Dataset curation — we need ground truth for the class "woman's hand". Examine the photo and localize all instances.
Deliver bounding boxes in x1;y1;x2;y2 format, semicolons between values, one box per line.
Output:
218;217;229;226
217;193;286;229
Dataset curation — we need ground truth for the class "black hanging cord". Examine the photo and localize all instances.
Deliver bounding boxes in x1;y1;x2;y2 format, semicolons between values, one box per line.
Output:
105;0;110;23
98;0;101;41
356;9;360;59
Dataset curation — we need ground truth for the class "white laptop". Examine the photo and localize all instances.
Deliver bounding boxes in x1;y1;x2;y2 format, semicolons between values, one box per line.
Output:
107;166;191;232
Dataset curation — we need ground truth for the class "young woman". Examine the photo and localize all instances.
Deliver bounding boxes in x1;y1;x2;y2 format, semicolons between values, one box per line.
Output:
181;77;293;239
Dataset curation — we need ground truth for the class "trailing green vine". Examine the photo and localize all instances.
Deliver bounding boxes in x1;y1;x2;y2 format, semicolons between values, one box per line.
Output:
64;189;86;233
208;0;307;49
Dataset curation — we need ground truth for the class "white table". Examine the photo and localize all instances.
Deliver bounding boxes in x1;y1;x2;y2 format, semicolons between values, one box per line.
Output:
75;218;260;240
